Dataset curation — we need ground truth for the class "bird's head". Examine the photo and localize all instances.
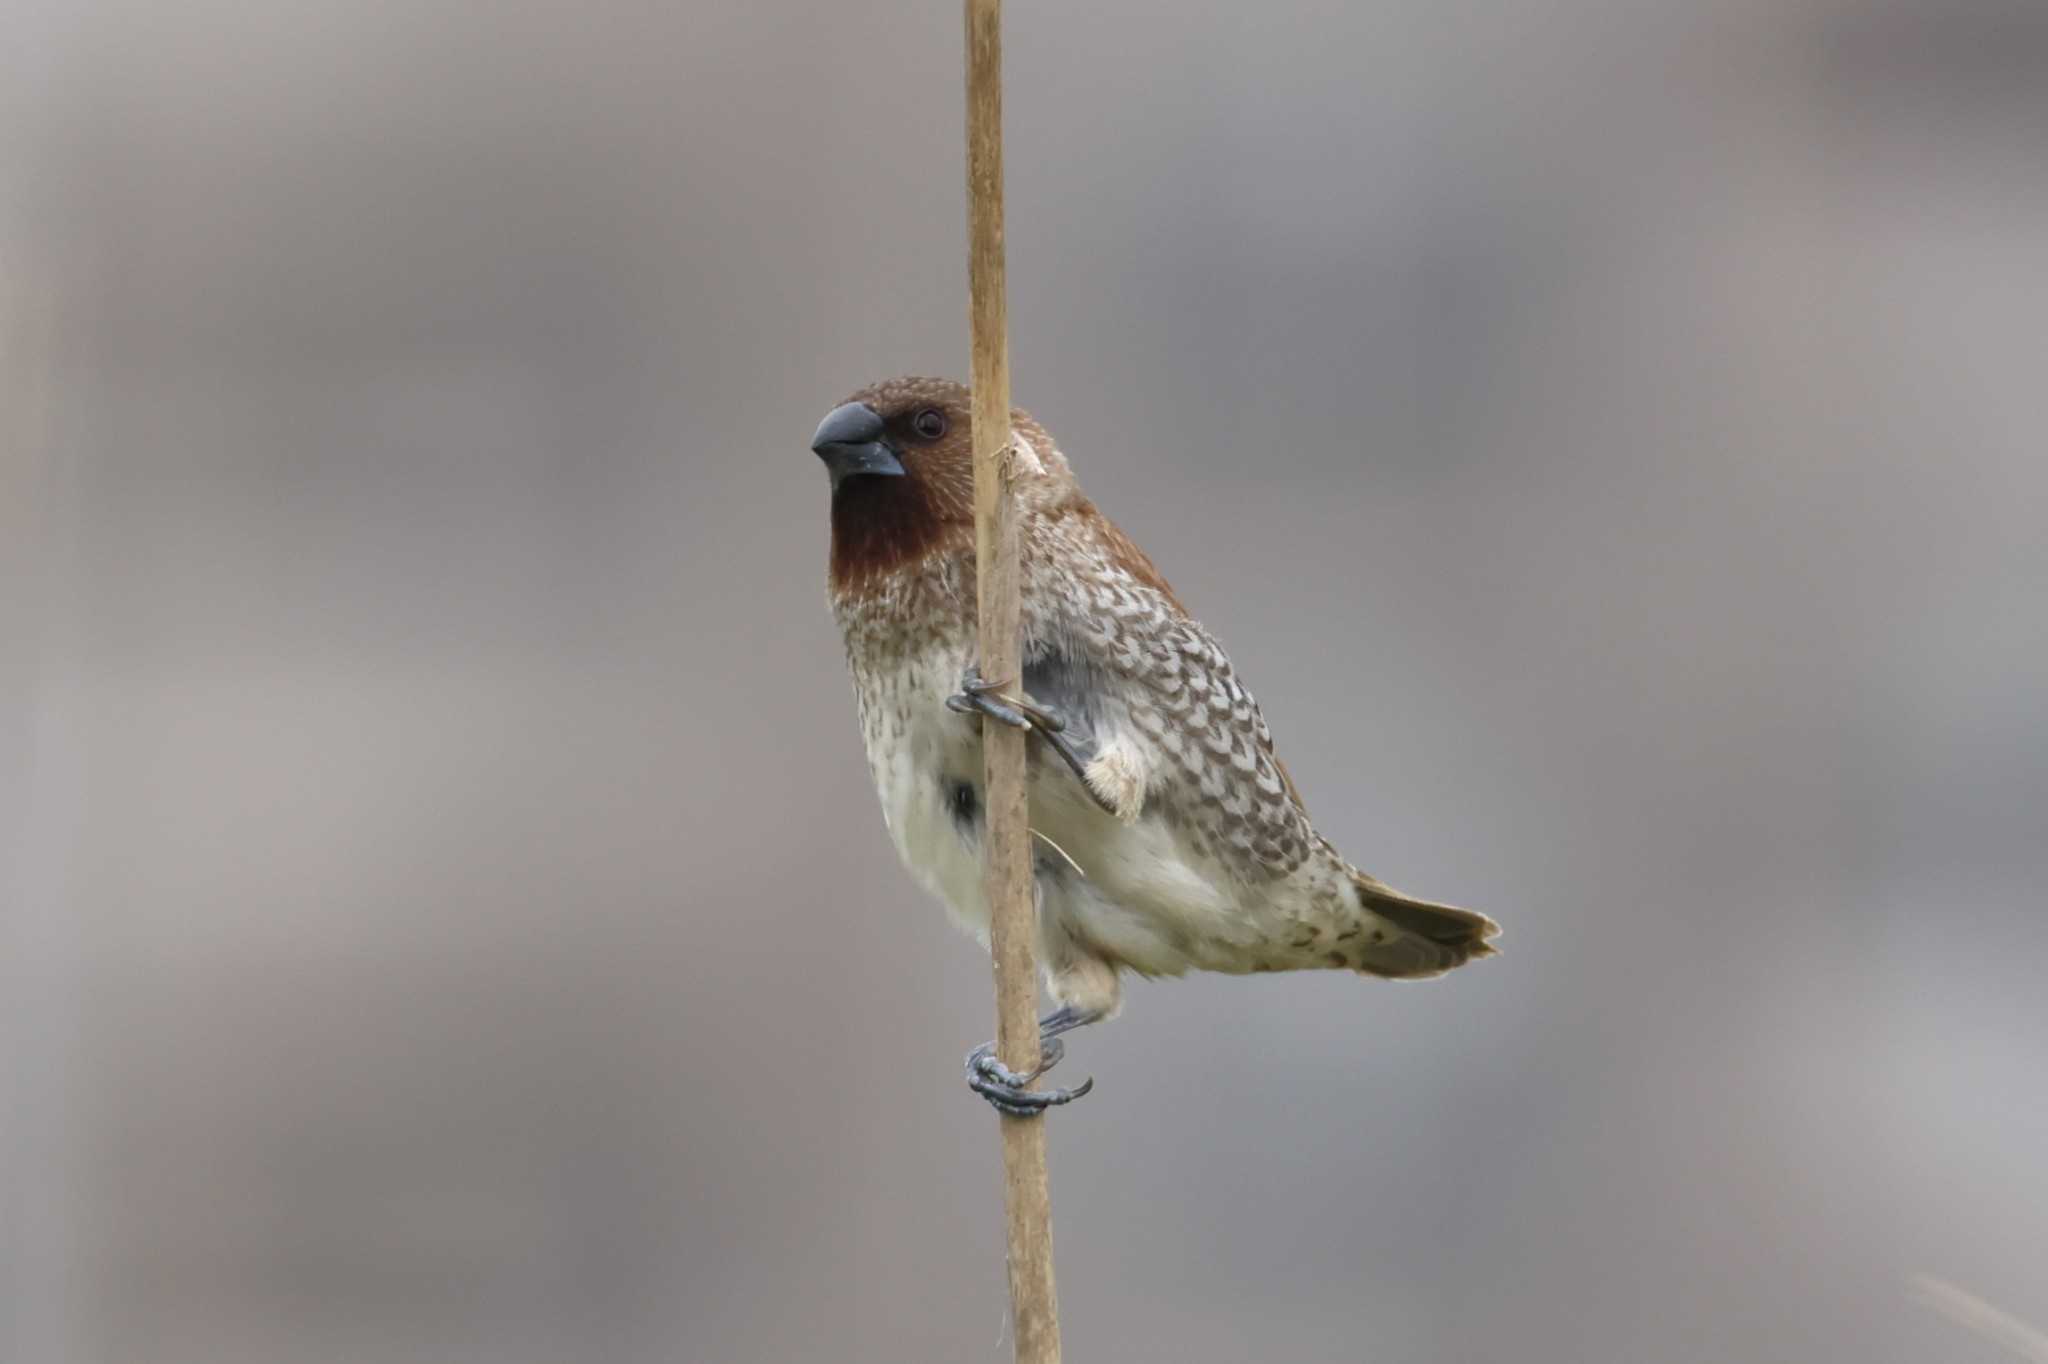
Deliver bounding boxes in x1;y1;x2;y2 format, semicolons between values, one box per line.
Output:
812;376;1085;597
811;376;1176;612
814;375;1067;596
812;375;974;496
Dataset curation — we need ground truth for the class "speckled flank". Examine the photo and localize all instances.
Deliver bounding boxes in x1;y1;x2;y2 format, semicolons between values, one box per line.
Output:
1027;502;1317;882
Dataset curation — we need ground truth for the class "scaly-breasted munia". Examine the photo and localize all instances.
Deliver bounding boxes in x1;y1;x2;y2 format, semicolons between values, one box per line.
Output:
812;377;1498;1115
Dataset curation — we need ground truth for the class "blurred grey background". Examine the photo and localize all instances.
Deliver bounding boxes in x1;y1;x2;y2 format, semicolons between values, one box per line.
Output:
6;1;2047;1361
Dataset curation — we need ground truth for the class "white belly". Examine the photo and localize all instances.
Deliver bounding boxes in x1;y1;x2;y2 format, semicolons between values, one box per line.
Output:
852;643;1254;976
855;643;993;940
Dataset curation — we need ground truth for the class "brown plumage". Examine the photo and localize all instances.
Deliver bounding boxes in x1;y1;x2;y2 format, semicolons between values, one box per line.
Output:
813;376;1498;1039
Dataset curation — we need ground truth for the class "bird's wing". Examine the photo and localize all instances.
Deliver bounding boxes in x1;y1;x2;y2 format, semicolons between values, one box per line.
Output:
1022;505;1322;882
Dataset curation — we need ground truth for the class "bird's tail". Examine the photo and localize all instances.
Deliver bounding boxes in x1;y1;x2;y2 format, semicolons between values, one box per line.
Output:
1346;872;1500;980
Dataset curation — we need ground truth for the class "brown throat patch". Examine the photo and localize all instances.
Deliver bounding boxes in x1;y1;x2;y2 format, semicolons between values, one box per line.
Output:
829;471;971;597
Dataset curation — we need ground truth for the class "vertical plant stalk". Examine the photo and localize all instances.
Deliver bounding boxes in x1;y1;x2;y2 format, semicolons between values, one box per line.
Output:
965;2;1064;1361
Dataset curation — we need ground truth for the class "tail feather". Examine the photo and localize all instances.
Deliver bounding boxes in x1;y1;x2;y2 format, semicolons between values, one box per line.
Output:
1348;874;1500;980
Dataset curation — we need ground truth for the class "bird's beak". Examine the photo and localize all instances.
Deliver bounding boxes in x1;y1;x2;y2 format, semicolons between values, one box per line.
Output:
811;403;905;486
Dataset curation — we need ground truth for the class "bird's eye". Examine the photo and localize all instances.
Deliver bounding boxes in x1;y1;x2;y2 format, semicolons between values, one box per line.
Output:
911;408;948;441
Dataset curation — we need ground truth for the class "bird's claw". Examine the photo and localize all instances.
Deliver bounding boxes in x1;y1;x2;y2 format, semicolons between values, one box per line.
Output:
946;664;1064;732
946;664;1118;818
945;686;1033;731
966;1038;1095;1118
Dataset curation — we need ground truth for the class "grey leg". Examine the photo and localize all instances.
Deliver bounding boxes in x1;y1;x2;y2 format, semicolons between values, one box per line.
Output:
945;665;1118;816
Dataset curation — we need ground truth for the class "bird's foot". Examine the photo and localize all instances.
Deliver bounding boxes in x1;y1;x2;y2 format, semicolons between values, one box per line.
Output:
966;1038;1093;1118
945;664;1059;730
964;1004;1103;1118
945;665;1118;817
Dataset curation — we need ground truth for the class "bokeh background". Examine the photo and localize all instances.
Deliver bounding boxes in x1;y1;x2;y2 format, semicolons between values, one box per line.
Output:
7;1;2047;1361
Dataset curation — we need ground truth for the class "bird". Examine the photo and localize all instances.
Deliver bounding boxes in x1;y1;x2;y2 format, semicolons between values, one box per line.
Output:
811;376;1498;1116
